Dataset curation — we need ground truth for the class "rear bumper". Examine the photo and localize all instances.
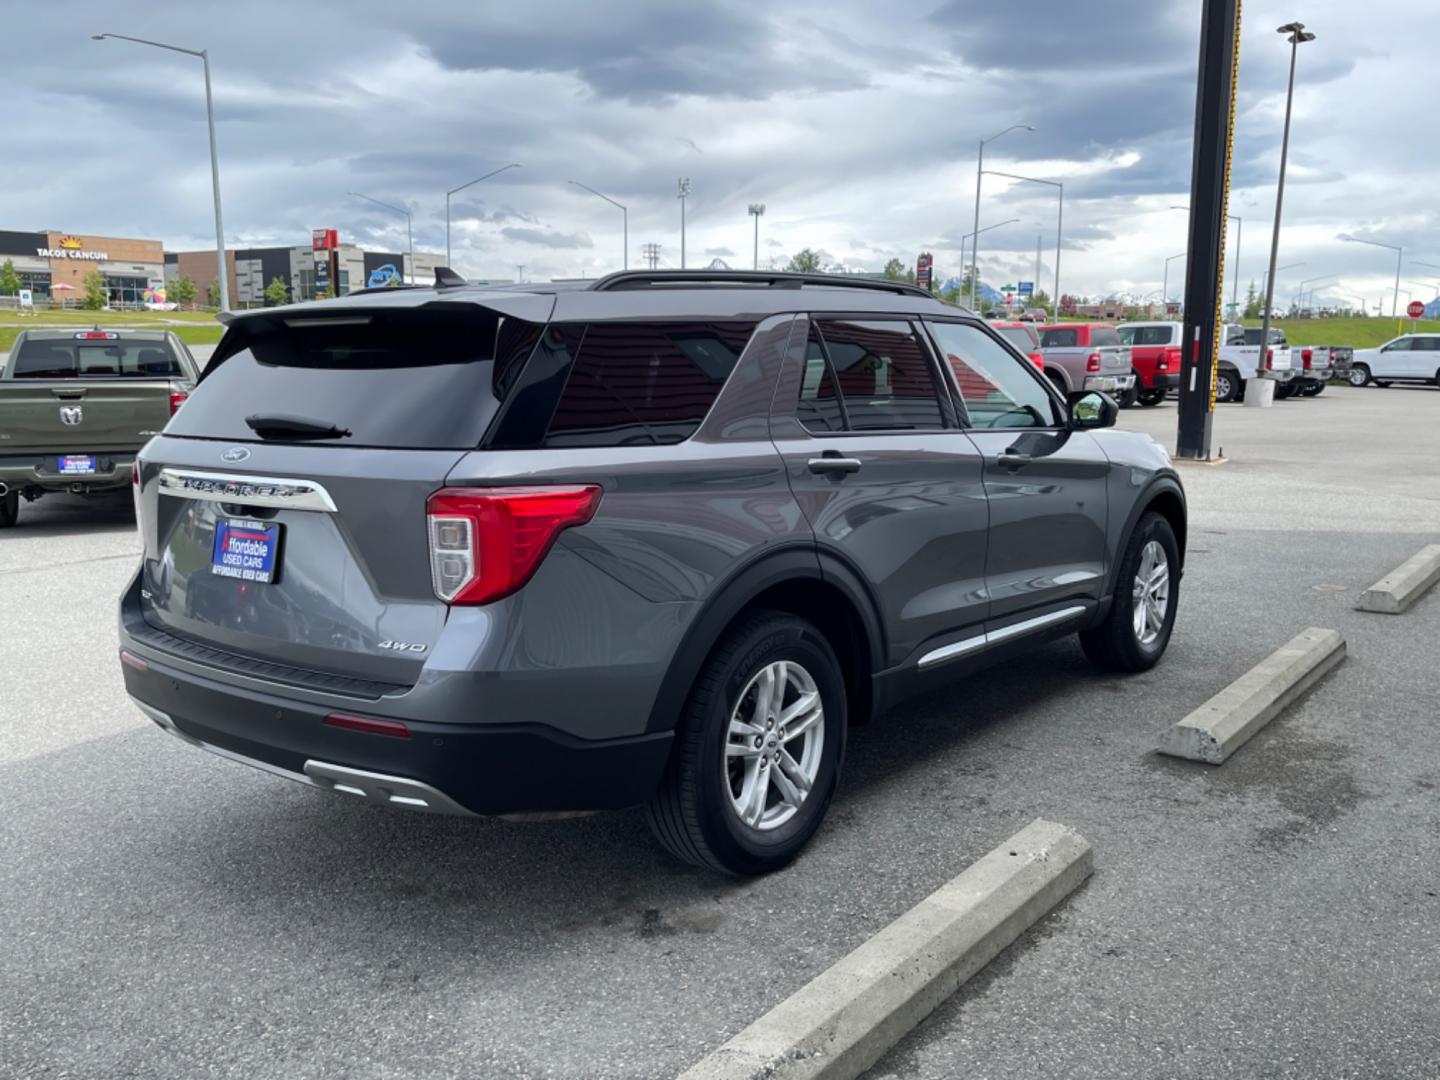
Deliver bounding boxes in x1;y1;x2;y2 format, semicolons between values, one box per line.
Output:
0;451;134;494
1140;372;1180;391
1084;373;1136;394
1300;367;1335;381
118;639;674;816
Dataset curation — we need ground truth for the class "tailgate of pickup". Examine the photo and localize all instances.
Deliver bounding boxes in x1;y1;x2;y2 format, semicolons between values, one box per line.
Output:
0;380;176;452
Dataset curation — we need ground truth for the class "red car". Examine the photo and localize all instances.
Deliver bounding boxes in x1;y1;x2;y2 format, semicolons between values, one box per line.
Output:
1116;321;1184;406
988;321;1045;369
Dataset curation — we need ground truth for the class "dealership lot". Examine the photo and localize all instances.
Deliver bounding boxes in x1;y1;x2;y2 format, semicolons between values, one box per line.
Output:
3;387;1439;1078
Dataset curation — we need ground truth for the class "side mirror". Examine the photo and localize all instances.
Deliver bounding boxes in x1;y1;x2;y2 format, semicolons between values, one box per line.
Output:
1068;390;1118;430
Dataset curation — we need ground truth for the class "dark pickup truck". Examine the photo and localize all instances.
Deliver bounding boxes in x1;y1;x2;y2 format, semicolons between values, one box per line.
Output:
0;328;199;526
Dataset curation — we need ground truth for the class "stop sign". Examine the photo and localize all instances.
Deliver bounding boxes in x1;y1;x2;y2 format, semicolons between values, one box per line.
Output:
1407;300;1425;319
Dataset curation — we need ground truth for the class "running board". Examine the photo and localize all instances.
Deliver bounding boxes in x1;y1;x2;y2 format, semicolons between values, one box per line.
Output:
917;606;1088;670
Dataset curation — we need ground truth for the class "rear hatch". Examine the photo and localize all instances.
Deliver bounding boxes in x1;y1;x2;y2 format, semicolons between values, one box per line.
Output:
1;333;188;452
134;297;549;687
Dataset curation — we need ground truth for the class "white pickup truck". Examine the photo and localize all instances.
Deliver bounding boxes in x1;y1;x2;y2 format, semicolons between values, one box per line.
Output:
1215;324;1296;403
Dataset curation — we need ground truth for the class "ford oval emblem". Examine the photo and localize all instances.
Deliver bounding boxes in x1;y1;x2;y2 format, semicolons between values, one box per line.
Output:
221;446;252;463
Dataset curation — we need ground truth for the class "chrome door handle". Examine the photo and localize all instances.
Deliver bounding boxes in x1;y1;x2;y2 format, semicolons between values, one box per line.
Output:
808;455;863;476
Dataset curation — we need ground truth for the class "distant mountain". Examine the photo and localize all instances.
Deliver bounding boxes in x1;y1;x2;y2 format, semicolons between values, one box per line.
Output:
937;277;1003;306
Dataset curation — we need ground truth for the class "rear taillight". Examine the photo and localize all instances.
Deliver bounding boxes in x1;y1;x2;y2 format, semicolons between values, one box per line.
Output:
1029;351;1044;369
324;712;411;739
1161;347;1181;371
1301;348;1313;369
168;391;188;415
426;486;603;606
1086;352;1102;372
131;460;141;525
1265;349;1274;370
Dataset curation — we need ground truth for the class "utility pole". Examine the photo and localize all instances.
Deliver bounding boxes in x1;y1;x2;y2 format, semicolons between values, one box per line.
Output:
748;204;766;270
641;243;661;270
515;264;525;284
1252;21;1317;408
1175;0;1242;457
677;178;691;269
1034;235;1041;302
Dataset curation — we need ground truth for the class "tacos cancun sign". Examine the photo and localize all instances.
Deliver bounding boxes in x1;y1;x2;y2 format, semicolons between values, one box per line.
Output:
37;236;109;260
38;246;109;260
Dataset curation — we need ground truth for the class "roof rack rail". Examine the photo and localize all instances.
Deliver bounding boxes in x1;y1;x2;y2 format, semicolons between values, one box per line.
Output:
589;269;935;299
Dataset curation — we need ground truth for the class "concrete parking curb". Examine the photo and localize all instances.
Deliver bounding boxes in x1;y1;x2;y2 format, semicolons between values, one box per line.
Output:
1357;544;1440;614
1157;627;1345;765
676;819;1092;1080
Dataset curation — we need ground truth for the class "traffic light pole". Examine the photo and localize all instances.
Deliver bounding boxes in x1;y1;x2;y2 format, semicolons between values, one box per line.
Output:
1176;0;1242;460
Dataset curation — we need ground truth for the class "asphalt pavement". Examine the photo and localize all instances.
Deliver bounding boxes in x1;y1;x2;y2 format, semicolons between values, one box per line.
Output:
2;384;1438;1079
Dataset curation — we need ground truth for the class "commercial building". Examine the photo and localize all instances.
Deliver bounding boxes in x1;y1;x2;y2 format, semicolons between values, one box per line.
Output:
166;244;443;306
0;228;165;305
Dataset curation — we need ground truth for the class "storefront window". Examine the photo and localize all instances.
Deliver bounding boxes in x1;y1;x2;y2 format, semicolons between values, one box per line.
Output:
18;271;51;298
105;274;148;306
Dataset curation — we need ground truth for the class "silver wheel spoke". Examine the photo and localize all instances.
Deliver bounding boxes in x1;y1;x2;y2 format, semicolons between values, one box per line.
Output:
779;689;818;727
724;657;825;832
1133;540;1170;647
777;750;812;796
737;759;767;826
770;755;806;808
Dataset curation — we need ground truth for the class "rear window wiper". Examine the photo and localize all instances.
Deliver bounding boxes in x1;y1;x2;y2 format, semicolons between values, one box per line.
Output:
244;413;352;440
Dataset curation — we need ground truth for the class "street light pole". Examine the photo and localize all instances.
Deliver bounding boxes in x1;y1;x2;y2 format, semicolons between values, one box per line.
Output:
349;192;413;284
957;218;1021;308
1255;21;1316;399
748;204;766;270
983;170;1061;321
970;124;1033;311
677;178;692;269
1340;234;1403;317
446;163;522;269
568;180;627;271
1171;205;1242;311
1163;252;1187;307
92;32;229;311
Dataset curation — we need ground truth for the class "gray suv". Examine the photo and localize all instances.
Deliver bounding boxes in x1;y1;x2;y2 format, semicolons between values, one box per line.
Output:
119;271;1185;875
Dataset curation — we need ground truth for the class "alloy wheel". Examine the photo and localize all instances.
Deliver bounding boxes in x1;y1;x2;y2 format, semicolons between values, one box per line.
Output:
724;660;824;831
1131;540;1171;648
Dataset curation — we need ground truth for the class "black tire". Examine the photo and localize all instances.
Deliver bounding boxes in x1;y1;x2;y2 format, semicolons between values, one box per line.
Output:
1046;370;1068;396
1376;380;1392;388
1079;512;1180;673
1274;381;1294;400
1117;383;1139;408
646;611;847;875
1215;369;1239;403
0;490;18;528
1347;364;1371;387
1137;388;1165;407
1304;381;1325;397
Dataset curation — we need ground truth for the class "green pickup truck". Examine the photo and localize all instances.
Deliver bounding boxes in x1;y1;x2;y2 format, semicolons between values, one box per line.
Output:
0;328;200;527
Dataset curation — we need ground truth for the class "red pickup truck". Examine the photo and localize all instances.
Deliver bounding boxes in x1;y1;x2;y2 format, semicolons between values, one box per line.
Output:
1116;321;1184;407
987;321;1044;368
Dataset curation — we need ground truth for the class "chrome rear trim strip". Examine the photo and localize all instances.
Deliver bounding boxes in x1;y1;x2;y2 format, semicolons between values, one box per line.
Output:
918;605;1088;670
133;697;474;817
157;467;338;512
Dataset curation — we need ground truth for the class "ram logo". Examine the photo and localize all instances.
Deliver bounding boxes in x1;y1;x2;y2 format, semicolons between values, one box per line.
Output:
378;639;427;654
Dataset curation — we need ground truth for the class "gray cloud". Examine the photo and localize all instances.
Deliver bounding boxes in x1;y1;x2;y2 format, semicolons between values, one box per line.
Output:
500;226;594;249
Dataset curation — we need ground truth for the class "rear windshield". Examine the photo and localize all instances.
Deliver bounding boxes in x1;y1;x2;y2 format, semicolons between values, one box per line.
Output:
166;308;533;449
1241;328;1285;345
1118;325;1174;347
10;339;182;379
1090;327;1122;347
1040;327;1077;347
996;326;1038;352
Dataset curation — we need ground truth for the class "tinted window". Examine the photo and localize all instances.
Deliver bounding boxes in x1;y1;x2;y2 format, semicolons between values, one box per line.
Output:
796;325;845;433
11;339;182;379
815;319;945;431
1242;328;1285;345
996;326;1039;352
1119;325;1175;347
1040;327;1078;348
1417;337;1440;351
928;321;1059;430
168;309;522;449
544;321;754;447
1090;327;1122;347
1384;338;1411;351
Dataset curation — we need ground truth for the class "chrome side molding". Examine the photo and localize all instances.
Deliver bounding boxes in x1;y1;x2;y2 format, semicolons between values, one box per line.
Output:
918;605;1088;670
157;467;338;512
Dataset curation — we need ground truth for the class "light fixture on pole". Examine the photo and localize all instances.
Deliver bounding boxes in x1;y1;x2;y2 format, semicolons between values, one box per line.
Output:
1171;205;1242;310
982;170;1062;323
567;180;627;271
969;124;1033;309
1163;252;1187;307
1339;234;1404;316
677;178;692;269
349;192;413;284
92;32;229;311
1253;20;1316;405
748;204;766;271
446;164;521;270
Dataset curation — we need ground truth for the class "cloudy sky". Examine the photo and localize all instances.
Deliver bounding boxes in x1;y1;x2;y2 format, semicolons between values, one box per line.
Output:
7;0;1436;308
